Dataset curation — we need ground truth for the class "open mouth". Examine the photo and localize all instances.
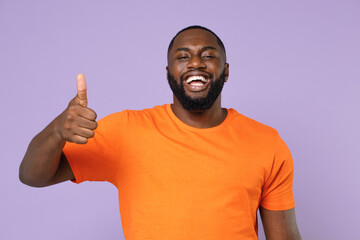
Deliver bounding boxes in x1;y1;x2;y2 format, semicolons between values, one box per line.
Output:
183;75;211;92
184;75;209;86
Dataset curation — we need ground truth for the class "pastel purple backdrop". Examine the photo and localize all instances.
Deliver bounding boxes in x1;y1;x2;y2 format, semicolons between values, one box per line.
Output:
1;1;359;239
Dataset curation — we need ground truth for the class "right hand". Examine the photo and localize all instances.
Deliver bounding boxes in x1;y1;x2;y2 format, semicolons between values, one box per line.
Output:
54;73;98;144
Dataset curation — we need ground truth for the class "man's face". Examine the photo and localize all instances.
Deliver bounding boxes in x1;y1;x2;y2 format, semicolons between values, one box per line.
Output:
167;29;229;111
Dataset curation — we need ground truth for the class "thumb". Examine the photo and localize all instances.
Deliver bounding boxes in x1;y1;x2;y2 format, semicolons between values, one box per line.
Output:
76;73;87;107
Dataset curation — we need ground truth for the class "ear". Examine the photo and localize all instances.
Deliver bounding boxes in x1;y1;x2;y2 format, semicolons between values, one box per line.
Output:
224;63;229;82
166;66;169;80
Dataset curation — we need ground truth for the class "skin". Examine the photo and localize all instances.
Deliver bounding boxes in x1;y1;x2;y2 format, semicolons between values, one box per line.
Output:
19;74;90;186
19;28;301;239
167;29;229;128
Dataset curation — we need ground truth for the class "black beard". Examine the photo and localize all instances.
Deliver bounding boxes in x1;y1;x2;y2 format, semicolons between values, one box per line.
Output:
167;70;226;111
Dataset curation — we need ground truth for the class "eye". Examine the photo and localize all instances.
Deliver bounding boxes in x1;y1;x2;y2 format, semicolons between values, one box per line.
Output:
203;55;215;59
176;56;189;60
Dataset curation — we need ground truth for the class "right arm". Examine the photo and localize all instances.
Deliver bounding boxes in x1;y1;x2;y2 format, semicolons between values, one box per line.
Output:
19;74;97;187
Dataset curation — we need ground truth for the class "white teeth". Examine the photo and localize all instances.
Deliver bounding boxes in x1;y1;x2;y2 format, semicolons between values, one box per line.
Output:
185;76;207;84
190;82;204;86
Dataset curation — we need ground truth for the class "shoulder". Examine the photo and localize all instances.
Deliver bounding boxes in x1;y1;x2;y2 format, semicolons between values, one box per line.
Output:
125;104;168;119
98;104;168;125
227;109;279;140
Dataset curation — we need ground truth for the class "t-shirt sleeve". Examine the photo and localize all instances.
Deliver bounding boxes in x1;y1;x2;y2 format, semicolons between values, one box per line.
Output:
260;133;295;210
62;111;126;186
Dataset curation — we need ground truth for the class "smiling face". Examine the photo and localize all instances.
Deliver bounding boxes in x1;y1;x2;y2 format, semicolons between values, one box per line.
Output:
167;28;229;111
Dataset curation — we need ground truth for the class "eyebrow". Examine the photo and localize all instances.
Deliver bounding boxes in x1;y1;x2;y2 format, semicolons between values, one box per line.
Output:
175;46;218;52
202;46;217;51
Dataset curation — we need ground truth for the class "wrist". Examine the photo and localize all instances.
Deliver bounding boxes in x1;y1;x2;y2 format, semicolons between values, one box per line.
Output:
49;117;66;145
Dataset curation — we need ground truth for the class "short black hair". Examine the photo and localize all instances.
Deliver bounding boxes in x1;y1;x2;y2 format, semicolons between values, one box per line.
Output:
167;25;226;60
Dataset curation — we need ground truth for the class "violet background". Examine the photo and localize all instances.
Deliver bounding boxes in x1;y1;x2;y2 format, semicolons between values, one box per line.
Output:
1;0;359;239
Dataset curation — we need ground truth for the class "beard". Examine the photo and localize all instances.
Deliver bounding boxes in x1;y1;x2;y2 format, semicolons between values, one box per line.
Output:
167;69;226;111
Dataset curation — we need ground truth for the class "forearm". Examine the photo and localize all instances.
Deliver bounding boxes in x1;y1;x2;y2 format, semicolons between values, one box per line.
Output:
19;74;97;187
19;117;65;187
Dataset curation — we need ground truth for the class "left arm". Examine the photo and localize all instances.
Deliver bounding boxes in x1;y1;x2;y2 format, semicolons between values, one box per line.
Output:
260;207;302;240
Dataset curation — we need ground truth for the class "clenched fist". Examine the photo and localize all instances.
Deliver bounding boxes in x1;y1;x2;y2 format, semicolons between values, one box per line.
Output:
54;74;97;144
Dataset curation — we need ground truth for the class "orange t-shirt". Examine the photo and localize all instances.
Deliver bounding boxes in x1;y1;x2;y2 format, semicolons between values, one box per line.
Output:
63;104;295;240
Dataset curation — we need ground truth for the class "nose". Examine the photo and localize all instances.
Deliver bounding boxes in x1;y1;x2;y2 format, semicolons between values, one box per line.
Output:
186;55;206;69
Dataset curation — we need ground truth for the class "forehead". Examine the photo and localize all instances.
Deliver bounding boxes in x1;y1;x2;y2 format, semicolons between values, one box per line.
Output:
171;29;220;52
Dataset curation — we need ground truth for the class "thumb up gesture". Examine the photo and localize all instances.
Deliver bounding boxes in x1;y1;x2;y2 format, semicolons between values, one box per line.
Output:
54;74;98;144
75;73;88;107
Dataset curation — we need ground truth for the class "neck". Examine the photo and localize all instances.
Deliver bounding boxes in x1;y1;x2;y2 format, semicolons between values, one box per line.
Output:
171;95;227;129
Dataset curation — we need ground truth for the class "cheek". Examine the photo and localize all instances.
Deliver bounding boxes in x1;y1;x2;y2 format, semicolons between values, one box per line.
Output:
204;62;220;77
213;62;226;75
169;63;187;76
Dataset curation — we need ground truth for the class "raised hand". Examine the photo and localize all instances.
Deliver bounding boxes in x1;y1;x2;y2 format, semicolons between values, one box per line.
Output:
54;73;98;144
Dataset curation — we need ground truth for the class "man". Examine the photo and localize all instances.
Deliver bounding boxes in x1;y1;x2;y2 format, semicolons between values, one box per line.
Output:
19;25;302;239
